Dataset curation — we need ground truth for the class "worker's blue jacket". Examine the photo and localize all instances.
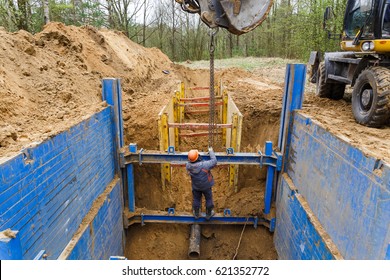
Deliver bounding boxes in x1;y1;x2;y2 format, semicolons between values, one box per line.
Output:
186;150;217;191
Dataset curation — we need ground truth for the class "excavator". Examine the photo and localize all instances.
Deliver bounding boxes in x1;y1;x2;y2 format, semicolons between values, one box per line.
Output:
309;0;390;127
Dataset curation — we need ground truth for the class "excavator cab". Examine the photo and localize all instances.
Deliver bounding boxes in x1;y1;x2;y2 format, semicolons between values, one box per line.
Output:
341;0;390;51
176;0;273;35
309;0;390;127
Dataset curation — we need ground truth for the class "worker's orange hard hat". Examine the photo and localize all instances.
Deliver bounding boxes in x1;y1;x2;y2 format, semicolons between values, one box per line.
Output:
188;149;199;162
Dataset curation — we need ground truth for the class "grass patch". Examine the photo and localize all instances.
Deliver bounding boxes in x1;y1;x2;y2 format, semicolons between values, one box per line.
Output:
177;57;303;71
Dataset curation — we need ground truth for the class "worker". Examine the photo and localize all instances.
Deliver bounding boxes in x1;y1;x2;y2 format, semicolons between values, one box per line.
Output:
186;147;217;220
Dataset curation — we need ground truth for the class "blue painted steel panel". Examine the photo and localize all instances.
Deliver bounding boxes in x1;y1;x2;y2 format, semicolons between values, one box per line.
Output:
66;181;124;260
274;176;338;260
284;112;390;259
0;107;122;259
0;230;22;260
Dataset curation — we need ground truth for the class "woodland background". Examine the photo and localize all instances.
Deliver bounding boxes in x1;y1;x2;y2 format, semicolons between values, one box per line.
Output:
0;0;346;61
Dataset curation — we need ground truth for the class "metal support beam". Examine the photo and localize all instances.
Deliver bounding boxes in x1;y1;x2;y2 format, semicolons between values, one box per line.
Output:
222;93;228;142
127;144;137;212
178;102;223;107
126;211;268;229
158;113;170;189
168;123;232;129
180;82;185;121
173;92;180;147
102;78;126;216
180;96;222;102
102;79;124;172
230;113;239;191
188;86;211;91
278;64;306;169
179;132;222;138
184;110;210;115
264;141;275;215
121;146;282;170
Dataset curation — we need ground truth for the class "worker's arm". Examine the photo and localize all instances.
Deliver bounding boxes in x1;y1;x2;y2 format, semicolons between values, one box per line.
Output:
202;147;217;170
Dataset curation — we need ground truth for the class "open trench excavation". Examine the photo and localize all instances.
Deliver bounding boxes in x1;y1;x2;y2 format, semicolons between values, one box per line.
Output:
124;68;281;260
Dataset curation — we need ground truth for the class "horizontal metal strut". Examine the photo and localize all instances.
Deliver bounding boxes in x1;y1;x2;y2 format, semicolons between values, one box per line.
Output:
125;211;269;229
177;102;223;107
179;132;222;137
180;96;222;102
168;123;232;129
120;147;282;170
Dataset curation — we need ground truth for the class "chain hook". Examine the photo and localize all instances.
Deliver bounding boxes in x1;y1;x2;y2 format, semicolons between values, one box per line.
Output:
209;27;219;53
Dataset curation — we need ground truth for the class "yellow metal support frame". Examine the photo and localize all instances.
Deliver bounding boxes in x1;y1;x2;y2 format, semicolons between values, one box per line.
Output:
230;113;239;191
158;113;170;190
222;91;228;143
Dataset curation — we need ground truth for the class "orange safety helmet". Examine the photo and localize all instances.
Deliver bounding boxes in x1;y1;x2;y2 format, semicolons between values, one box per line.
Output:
188;149;199;162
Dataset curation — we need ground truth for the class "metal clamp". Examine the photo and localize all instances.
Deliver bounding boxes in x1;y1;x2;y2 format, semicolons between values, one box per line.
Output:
273;151;283;171
167;208;175;215
269;218;276;232
119;152;125;168
253;216;258;229
168;146;175;154
226;147;234;155
258;151;264;168
223;209;231;217
138;148;144;165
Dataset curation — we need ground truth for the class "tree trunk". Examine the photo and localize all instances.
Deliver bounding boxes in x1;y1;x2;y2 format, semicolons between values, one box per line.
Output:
17;0;28;30
43;0;50;25
228;33;233;57
171;0;176;60
142;0;147;46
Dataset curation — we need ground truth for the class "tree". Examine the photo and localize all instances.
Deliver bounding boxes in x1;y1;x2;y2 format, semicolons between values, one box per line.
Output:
43;0;49;24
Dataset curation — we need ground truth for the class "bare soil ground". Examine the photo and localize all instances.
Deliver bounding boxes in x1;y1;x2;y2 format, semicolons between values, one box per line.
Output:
1;23;388;260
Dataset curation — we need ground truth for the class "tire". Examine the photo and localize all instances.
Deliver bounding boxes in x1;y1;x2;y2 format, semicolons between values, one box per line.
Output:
331;83;346;100
352;67;390;127
316;63;345;100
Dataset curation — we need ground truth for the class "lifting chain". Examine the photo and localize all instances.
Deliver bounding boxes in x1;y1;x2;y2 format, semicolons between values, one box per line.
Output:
208;27;218;148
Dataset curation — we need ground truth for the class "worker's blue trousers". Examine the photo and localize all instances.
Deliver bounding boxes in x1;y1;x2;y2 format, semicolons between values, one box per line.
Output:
192;188;214;209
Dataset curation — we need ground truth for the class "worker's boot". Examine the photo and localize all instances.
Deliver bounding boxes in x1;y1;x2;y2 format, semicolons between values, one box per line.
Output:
205;207;215;220
193;207;200;219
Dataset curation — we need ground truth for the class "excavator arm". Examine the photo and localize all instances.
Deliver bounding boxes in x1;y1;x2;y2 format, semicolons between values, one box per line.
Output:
176;0;273;35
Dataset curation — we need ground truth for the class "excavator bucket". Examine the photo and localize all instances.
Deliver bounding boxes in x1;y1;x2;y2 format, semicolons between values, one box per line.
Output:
177;0;273;35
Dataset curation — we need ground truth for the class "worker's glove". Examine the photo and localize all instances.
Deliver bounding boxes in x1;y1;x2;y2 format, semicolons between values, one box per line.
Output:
208;147;213;153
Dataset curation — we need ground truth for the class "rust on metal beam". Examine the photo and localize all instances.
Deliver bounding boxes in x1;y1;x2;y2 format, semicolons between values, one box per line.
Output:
168;123;232;129
179;132;223;137
181;96;222;102
177;101;223;107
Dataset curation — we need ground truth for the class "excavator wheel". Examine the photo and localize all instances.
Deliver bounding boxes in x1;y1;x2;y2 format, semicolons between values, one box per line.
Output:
352;67;390;127
316;63;345;100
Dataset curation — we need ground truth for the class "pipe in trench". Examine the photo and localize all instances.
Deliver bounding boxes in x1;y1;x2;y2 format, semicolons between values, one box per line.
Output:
188;224;201;259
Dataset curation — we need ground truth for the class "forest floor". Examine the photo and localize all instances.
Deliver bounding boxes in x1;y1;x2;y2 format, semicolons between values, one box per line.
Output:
0;23;389;260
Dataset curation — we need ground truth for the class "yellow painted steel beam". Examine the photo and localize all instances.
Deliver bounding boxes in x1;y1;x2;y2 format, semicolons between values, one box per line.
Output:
159;113;171;189
230;113;239;191
173;93;180;148
180;82;185;121
222;93;228;143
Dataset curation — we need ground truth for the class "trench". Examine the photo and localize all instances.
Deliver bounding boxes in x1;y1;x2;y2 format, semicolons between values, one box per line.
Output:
123;68;282;260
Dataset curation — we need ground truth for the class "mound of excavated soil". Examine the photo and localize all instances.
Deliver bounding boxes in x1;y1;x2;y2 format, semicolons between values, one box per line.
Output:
0;22;177;160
